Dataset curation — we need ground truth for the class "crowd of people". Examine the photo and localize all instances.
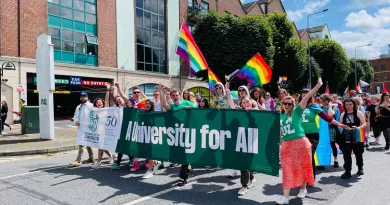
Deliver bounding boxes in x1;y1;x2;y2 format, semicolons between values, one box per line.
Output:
71;79;390;205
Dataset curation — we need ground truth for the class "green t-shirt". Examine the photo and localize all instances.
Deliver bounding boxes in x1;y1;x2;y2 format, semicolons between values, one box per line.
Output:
302;106;322;134
169;100;196;111
280;106;305;141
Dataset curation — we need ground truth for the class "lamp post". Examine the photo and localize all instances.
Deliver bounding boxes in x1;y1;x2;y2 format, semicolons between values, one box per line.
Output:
307;9;328;88
1;62;16;135
354;44;372;87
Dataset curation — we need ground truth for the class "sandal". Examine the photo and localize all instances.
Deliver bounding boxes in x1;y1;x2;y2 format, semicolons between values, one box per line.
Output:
177;179;187;186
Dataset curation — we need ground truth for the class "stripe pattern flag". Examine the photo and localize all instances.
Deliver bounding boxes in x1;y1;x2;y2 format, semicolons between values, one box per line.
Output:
343;86;350;97
176;24;209;77
354;128;366;142
356;83;362;93
208;69;221;92
236;53;272;86
278;76;287;84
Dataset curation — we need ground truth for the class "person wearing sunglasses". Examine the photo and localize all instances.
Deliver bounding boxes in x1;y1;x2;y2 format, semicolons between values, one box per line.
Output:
226;87;259;196
376;92;390;150
182;90;191;102
115;83;147;108
298;89;347;178
275;78;322;205
265;92;276;111
210;82;229;109
237;85;259;109
338;98;367;179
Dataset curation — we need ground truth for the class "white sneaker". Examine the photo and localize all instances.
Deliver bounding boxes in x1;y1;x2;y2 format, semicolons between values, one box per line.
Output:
109;157;114;164
91;162;102;169
297;189;307;199
237;187;248;195
142;171;154;179
275;196;289;204
152;161;162;174
228;170;238;178
248;178;256;188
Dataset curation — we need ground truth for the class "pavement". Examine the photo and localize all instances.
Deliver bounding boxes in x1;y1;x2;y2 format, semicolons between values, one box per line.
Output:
0;120;78;156
0;136;389;205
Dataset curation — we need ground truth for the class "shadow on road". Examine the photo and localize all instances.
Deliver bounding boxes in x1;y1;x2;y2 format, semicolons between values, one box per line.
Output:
318;175;360;187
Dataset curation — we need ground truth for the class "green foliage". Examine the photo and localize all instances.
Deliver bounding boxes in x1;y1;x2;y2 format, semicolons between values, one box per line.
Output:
286;56;322;93
310;39;351;92
193;11;274;89
342;58;374;89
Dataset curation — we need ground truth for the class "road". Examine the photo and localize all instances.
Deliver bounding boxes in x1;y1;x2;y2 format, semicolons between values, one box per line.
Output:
0;137;390;205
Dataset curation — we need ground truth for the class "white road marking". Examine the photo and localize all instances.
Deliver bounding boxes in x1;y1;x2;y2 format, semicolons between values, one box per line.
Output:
0;165;68;180
122;182;195;205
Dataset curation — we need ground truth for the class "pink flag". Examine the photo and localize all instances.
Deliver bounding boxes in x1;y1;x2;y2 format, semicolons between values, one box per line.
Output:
383;82;388;93
325;84;330;94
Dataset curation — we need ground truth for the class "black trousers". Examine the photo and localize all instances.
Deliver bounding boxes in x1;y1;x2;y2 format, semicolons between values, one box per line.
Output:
330;142;338;158
116;153;134;165
1;116;10;131
240;171;254;187
180;164;191;180
340;142;364;172
306;133;319;178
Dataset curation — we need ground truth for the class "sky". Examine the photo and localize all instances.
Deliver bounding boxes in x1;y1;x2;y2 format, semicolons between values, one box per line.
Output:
240;0;390;59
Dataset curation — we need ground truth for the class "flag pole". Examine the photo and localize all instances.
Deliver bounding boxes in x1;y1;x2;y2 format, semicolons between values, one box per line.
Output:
225;69;240;82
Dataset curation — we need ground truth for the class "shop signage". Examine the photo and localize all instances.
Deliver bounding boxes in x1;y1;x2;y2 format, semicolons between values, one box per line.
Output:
81;80;107;86
70;76;82;86
34;77;69;85
34;90;71;94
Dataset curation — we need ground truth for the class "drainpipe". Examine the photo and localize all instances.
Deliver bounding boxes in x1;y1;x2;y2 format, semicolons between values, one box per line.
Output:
216;0;219;13
17;0;22;103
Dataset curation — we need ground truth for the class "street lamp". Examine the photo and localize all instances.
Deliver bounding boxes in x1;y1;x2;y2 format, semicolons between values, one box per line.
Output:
0;62;16;135
307;8;329;88
354;44;372;87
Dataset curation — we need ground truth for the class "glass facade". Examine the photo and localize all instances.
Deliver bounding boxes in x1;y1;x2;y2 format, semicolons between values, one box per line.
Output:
48;0;98;66
200;1;209;13
136;0;167;73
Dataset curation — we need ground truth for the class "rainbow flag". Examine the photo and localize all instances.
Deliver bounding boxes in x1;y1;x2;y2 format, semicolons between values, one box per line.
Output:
356;83;362;93
355;128;366;142
176;24;209;77
278;76;287;84
236;53;272;86
343;86;350;97
314;114;331;166
208;69;221;92
230;90;239;99
135;99;147;110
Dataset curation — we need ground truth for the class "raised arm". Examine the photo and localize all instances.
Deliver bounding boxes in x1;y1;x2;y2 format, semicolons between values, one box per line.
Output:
104;83;111;108
225;82;236;109
140;88;148;100
157;83;170;111
115;82;129;103
299;78;323;109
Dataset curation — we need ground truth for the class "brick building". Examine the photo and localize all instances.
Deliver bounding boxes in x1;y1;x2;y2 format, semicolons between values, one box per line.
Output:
0;0;291;121
369;53;390;94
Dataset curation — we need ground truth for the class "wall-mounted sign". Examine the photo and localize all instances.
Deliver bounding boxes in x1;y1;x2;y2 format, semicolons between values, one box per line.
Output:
34;77;69;85
81;80;107;86
16;84;24;92
34;90;71;94
70;76;82;86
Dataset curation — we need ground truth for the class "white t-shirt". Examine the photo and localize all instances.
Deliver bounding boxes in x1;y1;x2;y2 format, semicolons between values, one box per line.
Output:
154;101;162;112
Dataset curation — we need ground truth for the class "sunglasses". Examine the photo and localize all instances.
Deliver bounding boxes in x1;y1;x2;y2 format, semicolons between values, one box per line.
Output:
283;102;293;107
238;89;246;92
386;94;390;97
153;94;159;96
133;91;140;94
216;87;222;90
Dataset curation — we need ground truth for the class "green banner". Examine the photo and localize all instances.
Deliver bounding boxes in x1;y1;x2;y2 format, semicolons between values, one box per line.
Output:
116;108;280;176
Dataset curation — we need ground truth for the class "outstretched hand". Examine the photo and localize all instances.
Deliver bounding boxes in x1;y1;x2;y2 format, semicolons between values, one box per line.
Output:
316;78;323;87
114;82;120;88
156;83;164;91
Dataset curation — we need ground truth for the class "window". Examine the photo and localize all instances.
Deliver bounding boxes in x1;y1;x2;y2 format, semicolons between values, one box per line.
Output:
188;87;211;101
136;0;166;73
373;66;378;71
374;75;378;81
48;0;97;66
382;74;386;81
200;1;209;13
188;0;193;7
381;64;386;70
129;83;158;99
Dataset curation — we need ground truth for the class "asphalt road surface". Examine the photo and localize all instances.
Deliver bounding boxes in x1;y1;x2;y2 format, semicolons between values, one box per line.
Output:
1;137;390;205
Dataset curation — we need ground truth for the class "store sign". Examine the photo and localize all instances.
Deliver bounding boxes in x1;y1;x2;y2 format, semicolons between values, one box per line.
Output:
34;90;71;94
70;76;82;86
34;77;69;85
81;80;107;86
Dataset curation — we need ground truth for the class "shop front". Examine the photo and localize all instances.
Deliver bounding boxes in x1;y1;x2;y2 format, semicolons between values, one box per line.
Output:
27;73;112;118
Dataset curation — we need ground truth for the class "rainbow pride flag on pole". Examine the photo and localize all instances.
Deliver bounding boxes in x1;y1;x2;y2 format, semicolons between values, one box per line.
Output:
355;128;366;142
343;86;350;97
236;53;272;86
356;82;362;93
176;24;209;77
208;69;221;92
278;76;287;84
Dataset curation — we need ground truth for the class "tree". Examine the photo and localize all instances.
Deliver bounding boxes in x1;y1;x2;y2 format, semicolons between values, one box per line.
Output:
310;39;351;92
193;11;274;90
342;58;374;90
264;13;307;94
286;56;322;93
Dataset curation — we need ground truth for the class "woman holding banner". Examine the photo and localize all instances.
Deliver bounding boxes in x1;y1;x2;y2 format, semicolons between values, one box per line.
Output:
226;84;258;196
91;83;115;169
298;89;347;178
276;78;322;205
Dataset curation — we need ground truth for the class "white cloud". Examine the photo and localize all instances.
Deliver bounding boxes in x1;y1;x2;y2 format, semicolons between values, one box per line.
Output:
345;8;390;30
286;0;330;22
332;29;389;59
351;0;390;8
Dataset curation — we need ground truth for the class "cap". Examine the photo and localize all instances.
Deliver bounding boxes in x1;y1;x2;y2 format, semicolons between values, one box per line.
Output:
80;92;88;97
